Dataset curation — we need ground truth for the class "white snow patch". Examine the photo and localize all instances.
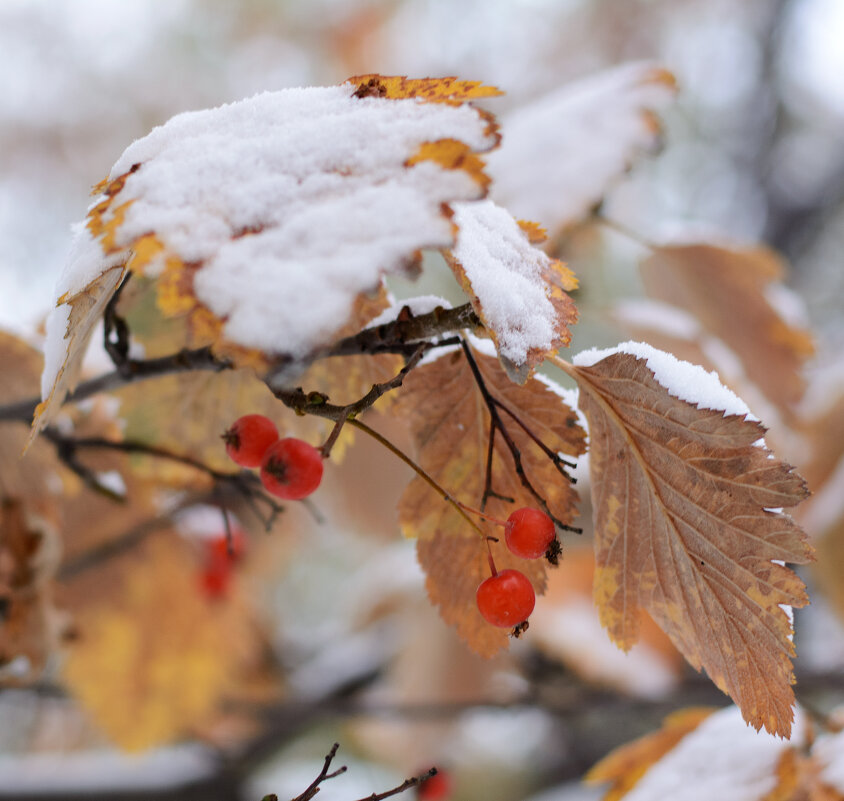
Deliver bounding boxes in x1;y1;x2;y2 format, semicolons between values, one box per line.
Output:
451;200;561;365
366;295;451;330
95;470;126;497
614;299;702;341
816;728;844;794
0;745;215;792
175;504;242;541
488;61;676;231
623;706;804;801
573;341;757;420
48;81;498;372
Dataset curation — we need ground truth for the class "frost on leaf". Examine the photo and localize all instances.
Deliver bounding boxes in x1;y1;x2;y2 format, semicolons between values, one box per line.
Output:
35;75;501;437
640;244;815;413
395;346;585;656
446;200;578;382
567;347;812;736
487;62;677;236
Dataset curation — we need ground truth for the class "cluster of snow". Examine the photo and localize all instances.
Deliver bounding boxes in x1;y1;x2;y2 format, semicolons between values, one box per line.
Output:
573;340;757;420
42;80;499;403
487;61;676;232
451;200;563;365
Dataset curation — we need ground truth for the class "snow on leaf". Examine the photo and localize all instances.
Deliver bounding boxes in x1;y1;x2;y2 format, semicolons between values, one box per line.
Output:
640;244;815;413
487;62;676;236
447;200;578;382
36;75;501;437
61;529;267;751
562;346;813;736
588;706;807;801
586;707;716;801
394;346;585;655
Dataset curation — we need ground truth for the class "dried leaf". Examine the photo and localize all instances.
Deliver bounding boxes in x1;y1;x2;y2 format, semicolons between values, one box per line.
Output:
395;347;585;655
31;263;126;439
586;707;716;801
36;75;501;437
349;74;503;105
61;529;265;750
487;62;676;235
640;244;814;413
567;350;812;735
447;200;578;382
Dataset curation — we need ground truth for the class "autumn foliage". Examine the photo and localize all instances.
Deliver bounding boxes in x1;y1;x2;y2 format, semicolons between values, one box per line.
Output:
2;65;840;799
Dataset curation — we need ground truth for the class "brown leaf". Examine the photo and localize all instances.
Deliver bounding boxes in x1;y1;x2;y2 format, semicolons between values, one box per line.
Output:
586;707;716;801
566;350;812;736
640;244;815;413
395;347;585;655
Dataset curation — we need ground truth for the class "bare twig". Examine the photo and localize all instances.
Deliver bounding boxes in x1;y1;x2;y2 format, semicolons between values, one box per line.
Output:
290;742;347;801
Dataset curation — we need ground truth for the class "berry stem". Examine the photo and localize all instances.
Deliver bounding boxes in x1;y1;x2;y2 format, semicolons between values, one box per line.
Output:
347;419;487;539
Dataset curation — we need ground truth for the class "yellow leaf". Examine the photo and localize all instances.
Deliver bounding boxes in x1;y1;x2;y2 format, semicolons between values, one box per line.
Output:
61;530;263;750
349;74;503;104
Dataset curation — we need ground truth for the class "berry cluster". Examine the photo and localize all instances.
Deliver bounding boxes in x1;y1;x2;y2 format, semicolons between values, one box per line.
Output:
223;414;323;500
475;507;557;631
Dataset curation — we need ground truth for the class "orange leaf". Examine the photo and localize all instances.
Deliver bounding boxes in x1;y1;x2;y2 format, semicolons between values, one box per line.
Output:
349;74;503;105
395;346;585;655
564;350;812;736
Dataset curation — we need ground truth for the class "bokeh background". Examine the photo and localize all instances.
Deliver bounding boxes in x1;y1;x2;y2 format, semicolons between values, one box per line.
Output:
1;1;843;800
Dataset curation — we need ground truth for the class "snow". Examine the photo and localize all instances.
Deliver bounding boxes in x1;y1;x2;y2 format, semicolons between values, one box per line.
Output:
366;295;452;330
623;706;804;801
487;61;676;231
816;728;844;793
0;745;215;792
43;80;498;398
451;199;564;365
573;341;757;420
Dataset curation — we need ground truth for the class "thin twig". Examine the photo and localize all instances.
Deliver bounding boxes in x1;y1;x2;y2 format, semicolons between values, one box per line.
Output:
290;742;347;801
353;768;438;801
348;418;487;539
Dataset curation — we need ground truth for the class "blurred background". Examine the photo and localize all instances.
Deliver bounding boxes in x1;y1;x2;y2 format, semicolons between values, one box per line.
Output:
1;1;843;800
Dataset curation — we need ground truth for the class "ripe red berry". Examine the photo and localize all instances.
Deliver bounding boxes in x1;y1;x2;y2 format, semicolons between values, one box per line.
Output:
504;507;556;559
476;568;535;628
417;768;452;800
223;414;279;468
260;438;324;500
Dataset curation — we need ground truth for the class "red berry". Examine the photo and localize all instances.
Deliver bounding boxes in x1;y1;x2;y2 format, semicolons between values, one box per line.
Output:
476;569;535;628
260;438;323;500
418;768;452;800
199;557;231;599
504;507;555;559
223;414;279;468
